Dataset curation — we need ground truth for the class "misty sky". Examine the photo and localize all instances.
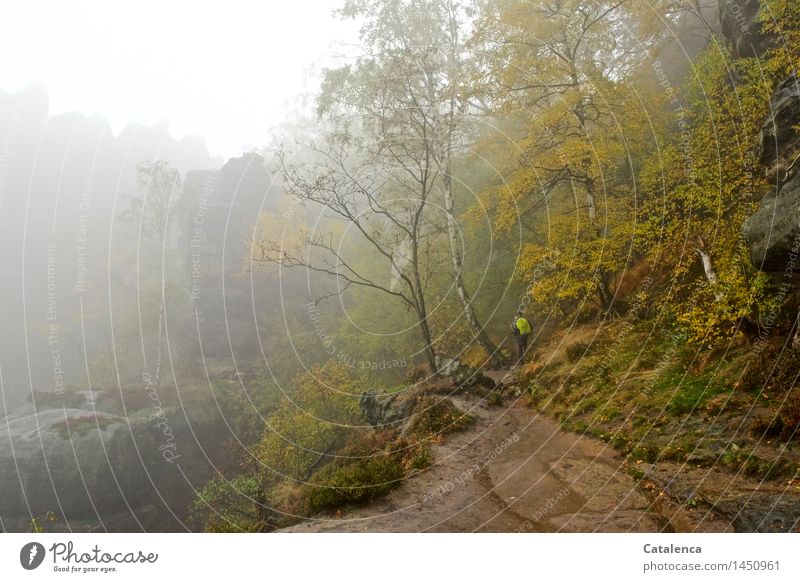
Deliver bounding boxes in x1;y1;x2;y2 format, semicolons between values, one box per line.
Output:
0;0;357;159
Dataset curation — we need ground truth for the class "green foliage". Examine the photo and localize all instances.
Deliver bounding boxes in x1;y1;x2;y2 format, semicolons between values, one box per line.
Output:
28;512;58;534
486;390;503;407
405;444;433;471
659;373;729;416
302;452;406;514
253;362;365;483
191;474;272;533
638;46;779;344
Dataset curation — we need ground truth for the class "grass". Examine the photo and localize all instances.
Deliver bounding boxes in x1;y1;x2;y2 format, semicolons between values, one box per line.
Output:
523;320;800;480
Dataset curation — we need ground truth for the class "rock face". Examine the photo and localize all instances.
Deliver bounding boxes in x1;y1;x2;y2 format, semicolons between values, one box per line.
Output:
644;462;800;532
719;0;771;58
744;172;800;274
360;390;420;430
0;399;227;532
757;75;800;179
743;75;800;277
0;84;218;410
180;153;278;363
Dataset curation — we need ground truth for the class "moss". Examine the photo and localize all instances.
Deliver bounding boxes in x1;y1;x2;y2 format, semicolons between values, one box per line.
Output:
653;371;729;416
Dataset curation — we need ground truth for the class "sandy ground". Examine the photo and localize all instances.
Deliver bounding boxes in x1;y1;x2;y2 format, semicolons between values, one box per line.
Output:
280;372;673;532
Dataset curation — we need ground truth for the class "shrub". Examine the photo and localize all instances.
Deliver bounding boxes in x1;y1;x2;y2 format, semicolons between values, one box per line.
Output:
486;391;503;406
303;452;405;514
407;397;474;440
405;444;433;471
777;388;800;441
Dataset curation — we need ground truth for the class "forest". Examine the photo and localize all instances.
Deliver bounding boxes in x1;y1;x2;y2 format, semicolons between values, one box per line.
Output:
1;0;800;533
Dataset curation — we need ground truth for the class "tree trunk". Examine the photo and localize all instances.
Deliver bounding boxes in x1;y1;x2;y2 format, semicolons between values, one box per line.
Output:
585;176;597;222
412;274;437;373
697;248;723;300
441;172;504;364
154;295;166;388
597;273;614;313
417;307;438;375
793;307;800;350
410;223;438;374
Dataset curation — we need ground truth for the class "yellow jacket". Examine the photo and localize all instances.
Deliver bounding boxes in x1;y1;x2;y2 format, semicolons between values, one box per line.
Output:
515;317;532;336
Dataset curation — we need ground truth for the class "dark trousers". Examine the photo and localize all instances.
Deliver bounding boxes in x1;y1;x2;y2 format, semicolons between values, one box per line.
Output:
515;333;529;363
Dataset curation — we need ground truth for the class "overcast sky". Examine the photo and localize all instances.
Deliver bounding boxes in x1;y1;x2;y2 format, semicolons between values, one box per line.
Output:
0;0;358;159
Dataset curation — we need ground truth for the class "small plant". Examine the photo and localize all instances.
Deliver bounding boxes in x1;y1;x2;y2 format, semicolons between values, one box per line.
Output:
28;512;58;533
405;444;433;471
629;445;659;463
486;390;503;406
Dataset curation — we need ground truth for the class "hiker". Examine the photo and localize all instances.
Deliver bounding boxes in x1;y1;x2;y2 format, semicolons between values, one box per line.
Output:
511;310;532;364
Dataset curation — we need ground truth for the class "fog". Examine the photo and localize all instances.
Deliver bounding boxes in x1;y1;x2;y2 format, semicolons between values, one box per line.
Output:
1;0;796;538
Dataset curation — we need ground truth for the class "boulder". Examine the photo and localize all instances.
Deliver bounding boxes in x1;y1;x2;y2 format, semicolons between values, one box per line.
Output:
744;75;800;278
719;0;772;59
757;75;800;179
434;356;496;391
0;399;227;532
360;390;419;430
744;172;800;275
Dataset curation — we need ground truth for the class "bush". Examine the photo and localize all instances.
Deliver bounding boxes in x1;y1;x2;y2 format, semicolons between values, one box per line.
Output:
405;444;433;471
749;412;784;439
303;452;405;514
407;397;474;440
486;391;503;406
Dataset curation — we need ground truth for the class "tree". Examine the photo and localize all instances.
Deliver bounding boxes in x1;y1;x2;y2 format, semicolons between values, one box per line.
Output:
326;0;504;363
122;160;182;387
472;0;645;314
639;47;776;342
254;135;446;373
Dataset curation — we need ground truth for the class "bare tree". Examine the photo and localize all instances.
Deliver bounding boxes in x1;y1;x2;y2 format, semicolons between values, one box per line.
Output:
254;137;445;373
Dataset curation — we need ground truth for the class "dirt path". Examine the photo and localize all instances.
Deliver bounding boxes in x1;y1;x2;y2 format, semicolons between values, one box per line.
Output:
280;371;671;532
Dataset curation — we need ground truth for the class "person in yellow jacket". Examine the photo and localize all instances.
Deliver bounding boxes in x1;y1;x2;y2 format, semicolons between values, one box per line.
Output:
511;310;532;364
